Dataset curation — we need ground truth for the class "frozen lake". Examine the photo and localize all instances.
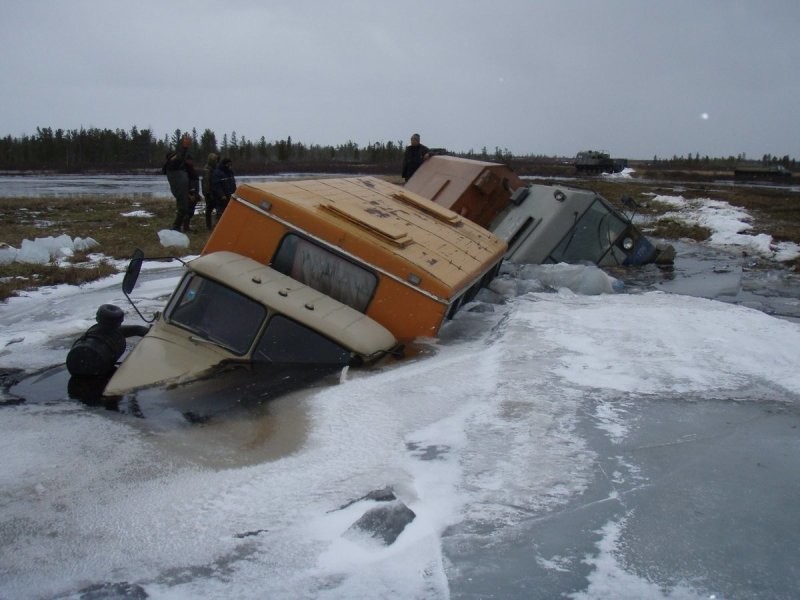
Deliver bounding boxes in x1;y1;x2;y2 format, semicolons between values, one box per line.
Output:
0;172;173;198
1;176;799;599
2;265;799;600
0;172;350;199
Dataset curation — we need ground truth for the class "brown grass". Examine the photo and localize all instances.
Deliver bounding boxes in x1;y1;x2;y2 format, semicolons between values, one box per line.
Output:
571;178;800;244
0;196;211;301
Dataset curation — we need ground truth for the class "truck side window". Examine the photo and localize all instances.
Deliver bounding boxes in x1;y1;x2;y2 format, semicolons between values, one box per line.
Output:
273;234;377;312
252;315;351;365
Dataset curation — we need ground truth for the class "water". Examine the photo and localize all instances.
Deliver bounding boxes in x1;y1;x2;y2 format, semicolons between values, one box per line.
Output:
613;240;800;323
0;172;356;198
0;172;172;198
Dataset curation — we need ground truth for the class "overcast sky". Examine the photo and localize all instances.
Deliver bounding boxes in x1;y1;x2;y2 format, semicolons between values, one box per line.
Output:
2;1;799;160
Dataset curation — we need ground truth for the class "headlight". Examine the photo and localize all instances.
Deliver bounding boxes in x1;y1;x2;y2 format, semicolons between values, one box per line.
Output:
622;237;634;251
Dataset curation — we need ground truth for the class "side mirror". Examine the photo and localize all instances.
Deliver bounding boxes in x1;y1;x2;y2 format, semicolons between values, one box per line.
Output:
120;250;185;324
122;248;144;296
122;249;155;324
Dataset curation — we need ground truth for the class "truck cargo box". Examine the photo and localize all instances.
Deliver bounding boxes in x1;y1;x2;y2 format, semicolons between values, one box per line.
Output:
404;155;525;228
203;176;507;342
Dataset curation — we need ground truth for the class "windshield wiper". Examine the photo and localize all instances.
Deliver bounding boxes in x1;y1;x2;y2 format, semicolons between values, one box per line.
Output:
189;335;219;346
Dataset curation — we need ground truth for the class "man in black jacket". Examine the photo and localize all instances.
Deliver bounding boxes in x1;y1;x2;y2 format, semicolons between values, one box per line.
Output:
162;134;193;232
401;133;430;182
201;153;220;230
211;157;237;219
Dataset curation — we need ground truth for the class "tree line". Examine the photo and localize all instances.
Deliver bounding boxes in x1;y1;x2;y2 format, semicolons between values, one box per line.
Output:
0;126;542;174
650;152;797;169
0;126;414;173
0;125;795;173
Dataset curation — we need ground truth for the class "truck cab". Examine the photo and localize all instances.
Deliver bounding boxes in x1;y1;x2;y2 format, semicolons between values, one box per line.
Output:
490;184;670;266
103;252;398;395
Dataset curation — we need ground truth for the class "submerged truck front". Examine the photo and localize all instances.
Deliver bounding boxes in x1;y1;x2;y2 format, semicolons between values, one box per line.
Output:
102;252;398;396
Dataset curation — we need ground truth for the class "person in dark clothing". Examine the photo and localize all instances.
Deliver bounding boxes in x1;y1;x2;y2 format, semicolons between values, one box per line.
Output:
211;157;236;220
401;133;430;182
201;153;219;230
162;134;193;232
184;157;200;232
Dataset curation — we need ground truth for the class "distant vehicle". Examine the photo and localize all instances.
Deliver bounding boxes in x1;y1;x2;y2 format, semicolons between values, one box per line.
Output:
67;177;507;395
734;164;792;180
574;150;627;174
406;155;674;267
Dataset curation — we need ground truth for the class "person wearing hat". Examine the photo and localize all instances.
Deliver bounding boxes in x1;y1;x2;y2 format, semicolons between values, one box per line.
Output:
211;157;236;221
201;153;220;230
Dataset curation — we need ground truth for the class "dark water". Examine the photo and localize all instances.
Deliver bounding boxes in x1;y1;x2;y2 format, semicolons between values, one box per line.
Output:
612;239;800;323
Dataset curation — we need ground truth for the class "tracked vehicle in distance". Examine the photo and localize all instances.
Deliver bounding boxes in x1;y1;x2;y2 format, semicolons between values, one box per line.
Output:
574;150;627;174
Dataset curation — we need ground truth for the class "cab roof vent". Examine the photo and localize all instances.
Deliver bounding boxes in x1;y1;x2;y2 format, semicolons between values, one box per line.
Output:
390;192;461;225
320;202;413;248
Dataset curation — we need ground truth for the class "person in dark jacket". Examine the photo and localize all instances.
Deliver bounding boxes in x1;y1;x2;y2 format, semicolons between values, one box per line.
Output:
184;157;200;232
401;133;430;182
211;157;236;219
201;153;219;230
162;134;193;232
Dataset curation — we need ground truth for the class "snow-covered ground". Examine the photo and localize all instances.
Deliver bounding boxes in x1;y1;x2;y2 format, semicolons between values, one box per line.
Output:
1;190;799;599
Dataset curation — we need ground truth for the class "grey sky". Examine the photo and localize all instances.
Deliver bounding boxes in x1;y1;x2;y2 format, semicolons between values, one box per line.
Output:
2;1;798;160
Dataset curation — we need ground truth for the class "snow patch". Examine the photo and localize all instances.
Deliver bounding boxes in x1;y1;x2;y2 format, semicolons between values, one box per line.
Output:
653;194;800;261
158;228;190;248
602;167;635;179
0;235;100;265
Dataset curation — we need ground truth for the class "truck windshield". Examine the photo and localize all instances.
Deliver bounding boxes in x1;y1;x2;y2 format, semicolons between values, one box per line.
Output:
548;199;628;264
167;274;266;355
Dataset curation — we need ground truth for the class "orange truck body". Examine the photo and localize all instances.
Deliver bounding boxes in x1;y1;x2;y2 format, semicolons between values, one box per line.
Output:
202;176;507;342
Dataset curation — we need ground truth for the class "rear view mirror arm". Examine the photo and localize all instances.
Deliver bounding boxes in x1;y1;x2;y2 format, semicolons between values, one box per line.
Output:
121;249;187;324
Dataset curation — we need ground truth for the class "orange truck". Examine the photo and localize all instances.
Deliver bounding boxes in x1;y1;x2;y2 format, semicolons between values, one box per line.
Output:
67;176;507;395
202;176;507;342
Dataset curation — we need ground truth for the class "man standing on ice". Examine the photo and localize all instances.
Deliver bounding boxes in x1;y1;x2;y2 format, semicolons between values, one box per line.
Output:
162;133;193;232
402;133;430;182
